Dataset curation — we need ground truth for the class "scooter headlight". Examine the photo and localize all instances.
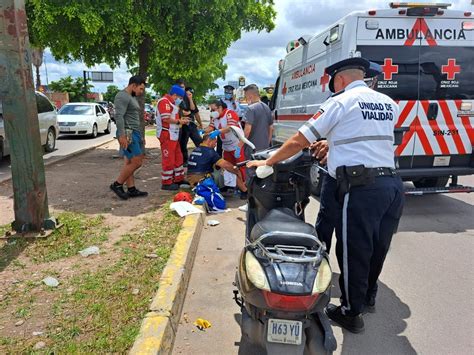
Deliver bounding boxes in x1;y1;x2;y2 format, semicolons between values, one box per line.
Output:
245;251;270;291
312;257;332;294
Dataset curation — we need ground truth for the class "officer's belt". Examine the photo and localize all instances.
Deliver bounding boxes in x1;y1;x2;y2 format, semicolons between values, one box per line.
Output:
335;165;396;203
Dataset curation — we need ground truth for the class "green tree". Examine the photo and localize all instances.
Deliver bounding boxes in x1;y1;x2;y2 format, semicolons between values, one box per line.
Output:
103;85;120;103
27;0;276;132
48;76;93;102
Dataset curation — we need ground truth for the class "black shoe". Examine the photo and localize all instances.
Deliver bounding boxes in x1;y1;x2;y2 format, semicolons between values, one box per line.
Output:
240;191;248;200
110;183;129;200
128;188;148;198
162;184;179;191
222;188;235;197
362;299;376;315
325;304;364;333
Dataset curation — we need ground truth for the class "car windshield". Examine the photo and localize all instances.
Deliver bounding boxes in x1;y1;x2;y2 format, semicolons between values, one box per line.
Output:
59;105;94;115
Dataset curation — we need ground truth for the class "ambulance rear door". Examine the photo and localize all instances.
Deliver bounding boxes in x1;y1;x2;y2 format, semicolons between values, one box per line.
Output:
416;17;474;173
357;14;474;177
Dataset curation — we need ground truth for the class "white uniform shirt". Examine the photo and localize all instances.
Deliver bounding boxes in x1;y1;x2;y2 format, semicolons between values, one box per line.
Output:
299;80;399;178
222;99;242;117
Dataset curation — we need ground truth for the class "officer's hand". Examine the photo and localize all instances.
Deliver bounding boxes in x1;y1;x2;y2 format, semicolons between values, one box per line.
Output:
310;140;328;164
118;135;128;149
209;130;221;140
247;160;267;168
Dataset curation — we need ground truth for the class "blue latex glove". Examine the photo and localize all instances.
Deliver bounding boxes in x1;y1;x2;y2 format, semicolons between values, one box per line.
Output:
234;146;241;159
198;129;205;135
209;130;221;140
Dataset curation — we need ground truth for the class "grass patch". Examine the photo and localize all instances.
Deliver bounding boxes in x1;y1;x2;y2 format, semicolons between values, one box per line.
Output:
145;129;156;136
26;212;109;263
0;205;181;353
0;212;109;269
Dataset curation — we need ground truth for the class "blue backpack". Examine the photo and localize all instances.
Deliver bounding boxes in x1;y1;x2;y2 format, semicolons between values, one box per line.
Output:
194;177;226;211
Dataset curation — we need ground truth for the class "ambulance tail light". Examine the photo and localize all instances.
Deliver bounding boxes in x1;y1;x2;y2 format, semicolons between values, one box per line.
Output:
460;102;472;111
365;20;379;30
464;12;472;17
398;10;407;15
437;10;444;15
368;10;376;16
462;21;474;31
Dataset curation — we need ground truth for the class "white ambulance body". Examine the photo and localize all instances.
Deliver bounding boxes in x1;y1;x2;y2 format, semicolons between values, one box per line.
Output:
271;2;474;191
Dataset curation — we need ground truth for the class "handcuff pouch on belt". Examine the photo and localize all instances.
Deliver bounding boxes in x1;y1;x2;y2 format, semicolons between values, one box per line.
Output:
335;165;375;203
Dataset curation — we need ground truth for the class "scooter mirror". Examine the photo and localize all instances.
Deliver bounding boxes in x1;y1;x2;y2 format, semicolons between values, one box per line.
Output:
256;165;274;179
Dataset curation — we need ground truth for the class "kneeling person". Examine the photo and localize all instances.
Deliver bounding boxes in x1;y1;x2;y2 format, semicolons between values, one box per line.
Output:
187;134;247;193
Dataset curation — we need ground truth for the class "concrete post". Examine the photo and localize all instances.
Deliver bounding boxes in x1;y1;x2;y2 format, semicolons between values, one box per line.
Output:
0;0;55;232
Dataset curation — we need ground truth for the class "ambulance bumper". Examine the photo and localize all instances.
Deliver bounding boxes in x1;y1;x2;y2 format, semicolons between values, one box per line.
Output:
397;167;474;179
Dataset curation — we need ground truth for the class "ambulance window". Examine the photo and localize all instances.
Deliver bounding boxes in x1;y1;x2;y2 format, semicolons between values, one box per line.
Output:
419;47;474;100
329;26;339;43
357;46;420;100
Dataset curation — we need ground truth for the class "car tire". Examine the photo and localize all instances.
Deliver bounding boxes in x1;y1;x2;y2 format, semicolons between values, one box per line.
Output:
44;127;56;152
413;176;449;189
91;124;98;138
104;120;111;134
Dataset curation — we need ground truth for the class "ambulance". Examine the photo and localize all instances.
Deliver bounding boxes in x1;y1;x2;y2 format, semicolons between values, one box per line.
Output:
270;2;474;194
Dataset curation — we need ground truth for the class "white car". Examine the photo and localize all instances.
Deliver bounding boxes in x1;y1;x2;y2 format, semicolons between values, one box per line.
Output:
0;92;59;160
57;103;112;138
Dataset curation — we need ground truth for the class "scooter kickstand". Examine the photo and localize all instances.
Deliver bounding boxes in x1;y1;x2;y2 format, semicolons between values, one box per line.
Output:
317;311;337;352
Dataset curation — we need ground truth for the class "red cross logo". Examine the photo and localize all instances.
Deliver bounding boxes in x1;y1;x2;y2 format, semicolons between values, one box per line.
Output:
282;81;287;96
382;58;399;81
320;72;329;92
441;58;461;80
404;18;437;47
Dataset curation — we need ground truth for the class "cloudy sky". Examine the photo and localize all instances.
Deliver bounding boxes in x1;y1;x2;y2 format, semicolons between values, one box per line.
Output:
36;0;471;95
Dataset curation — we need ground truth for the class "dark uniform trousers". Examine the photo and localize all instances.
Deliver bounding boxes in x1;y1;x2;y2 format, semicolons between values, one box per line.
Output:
318;174;404;316
179;122;203;163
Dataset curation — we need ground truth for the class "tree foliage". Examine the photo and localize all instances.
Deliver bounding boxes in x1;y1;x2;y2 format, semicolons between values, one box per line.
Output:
27;0;275;95
102;85;120;103
48;76;93;102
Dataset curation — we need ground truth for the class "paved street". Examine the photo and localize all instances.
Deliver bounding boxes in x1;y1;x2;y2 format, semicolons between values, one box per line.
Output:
173;176;474;354
0;125;116;183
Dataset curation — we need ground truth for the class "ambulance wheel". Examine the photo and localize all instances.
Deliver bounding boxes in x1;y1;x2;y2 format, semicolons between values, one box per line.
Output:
413;176;449;189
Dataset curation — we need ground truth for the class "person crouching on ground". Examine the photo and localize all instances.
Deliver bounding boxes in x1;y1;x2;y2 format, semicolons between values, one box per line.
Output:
110;75;148;200
187;134;247;194
156;84;190;190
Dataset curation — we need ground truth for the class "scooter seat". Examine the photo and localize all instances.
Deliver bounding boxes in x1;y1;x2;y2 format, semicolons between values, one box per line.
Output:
249;208;319;248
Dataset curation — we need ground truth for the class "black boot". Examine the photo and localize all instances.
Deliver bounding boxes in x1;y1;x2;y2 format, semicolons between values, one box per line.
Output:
325;304;364;333
127;187;148;198
110;182;129;200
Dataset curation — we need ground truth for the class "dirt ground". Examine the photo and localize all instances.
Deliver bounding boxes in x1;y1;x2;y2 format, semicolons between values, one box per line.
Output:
0;134;183;351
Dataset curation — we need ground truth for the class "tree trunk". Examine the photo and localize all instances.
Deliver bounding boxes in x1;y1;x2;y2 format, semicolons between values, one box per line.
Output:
137;34;152;140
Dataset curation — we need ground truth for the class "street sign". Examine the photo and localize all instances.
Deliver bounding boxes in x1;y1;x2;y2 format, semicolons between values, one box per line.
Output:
85;71;114;82
238;76;246;87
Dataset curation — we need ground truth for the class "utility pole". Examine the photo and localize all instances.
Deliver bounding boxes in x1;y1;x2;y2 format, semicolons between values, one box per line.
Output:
0;0;55;232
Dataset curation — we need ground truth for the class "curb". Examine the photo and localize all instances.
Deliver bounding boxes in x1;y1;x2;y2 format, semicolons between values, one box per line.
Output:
0;137;116;185
130;210;205;355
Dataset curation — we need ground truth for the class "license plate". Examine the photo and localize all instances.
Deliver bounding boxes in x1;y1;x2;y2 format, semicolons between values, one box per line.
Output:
267;319;302;345
61;127;70;132
433;156;450;167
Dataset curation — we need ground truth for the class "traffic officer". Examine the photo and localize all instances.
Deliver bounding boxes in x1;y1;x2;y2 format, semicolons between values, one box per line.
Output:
156;84;189;190
222;84;242;118
247;57;405;333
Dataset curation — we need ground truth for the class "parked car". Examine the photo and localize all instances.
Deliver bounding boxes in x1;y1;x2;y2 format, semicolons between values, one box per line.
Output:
0;92;59;160
144;103;155;125
97;101;115;122
57;103;112;138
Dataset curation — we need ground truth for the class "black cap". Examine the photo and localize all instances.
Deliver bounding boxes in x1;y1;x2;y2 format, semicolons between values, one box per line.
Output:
223;84;235;90
325;57;370;93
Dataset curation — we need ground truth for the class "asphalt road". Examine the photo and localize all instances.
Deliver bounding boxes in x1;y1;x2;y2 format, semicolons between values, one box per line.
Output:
173;176;474;354
0;125;117;183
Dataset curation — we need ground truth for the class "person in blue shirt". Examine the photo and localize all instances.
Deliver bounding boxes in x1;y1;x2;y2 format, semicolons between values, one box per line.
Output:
187;133;247;194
